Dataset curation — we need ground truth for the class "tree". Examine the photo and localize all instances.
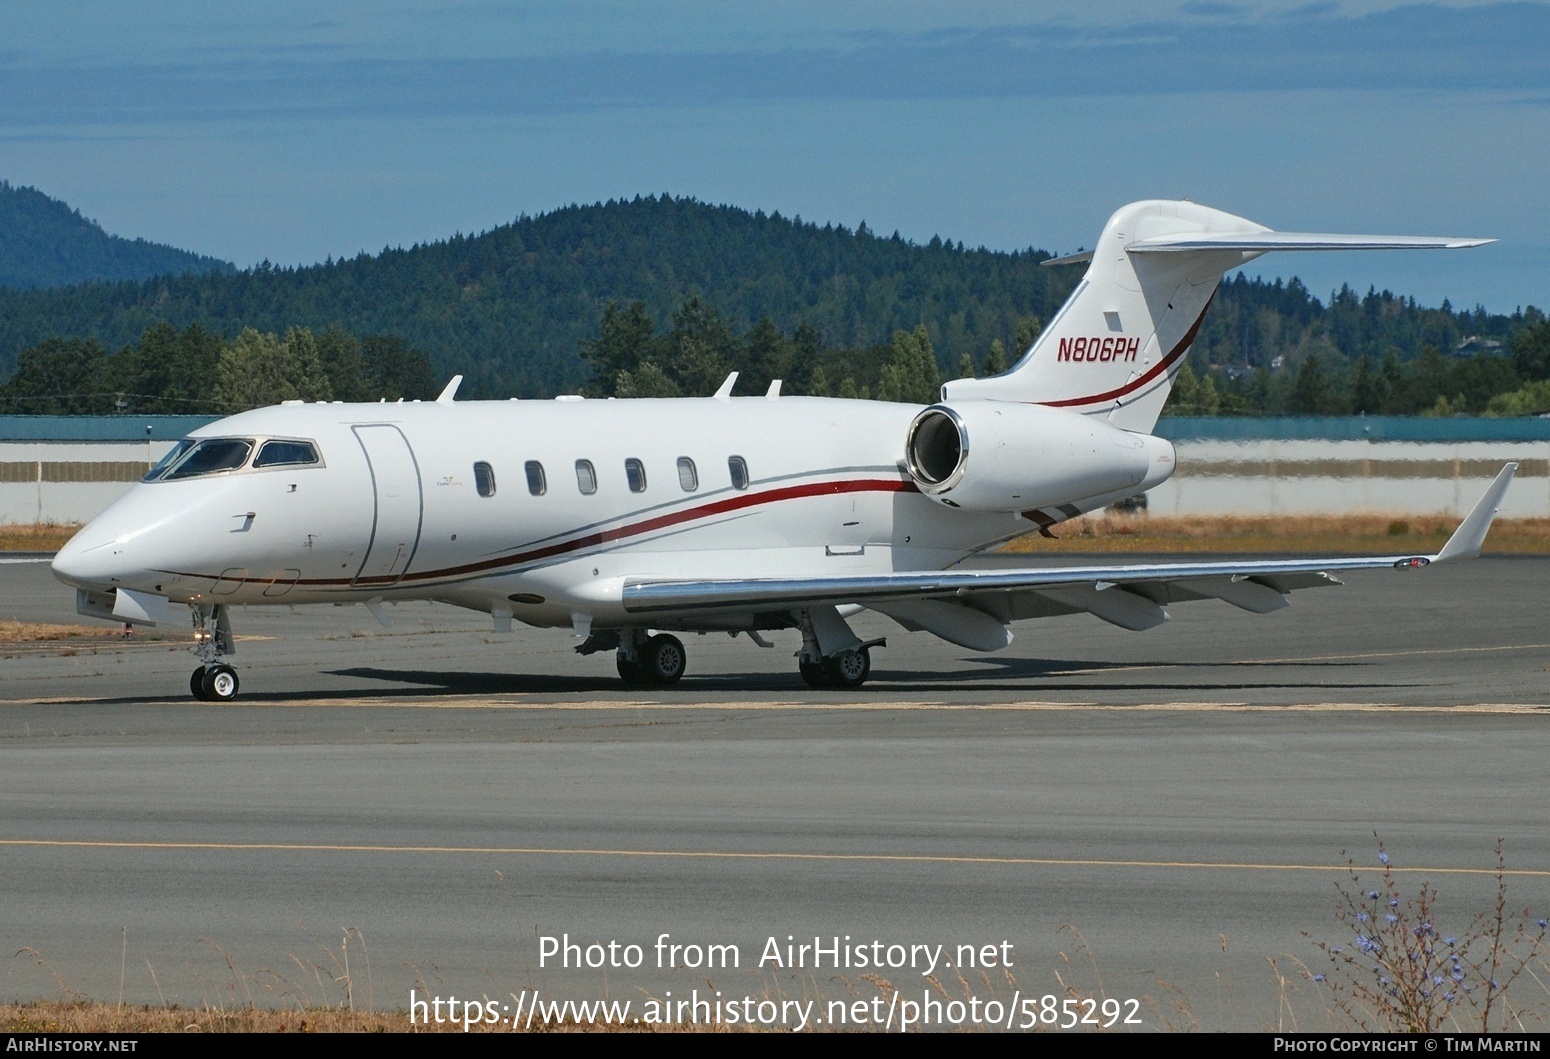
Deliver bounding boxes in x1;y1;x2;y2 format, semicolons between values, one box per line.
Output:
0;337;110;413
360;334;436;400
1352;356;1390;415
876;325;940;404
663;296;734;396
1291;353;1337;415
581;300;656;396
214;328;333;410
740;317;788;396
1511;319;1550;381
1014;315;1043;357
982;339;1007;377
317;325;369;402
785;321;824;395
614;361;681;398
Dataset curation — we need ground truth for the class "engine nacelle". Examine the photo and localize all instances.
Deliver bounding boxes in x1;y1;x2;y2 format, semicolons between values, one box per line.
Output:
904;400;1175;512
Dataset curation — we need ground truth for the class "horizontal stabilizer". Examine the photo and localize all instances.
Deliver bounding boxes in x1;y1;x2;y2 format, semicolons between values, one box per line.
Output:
1128;232;1494;253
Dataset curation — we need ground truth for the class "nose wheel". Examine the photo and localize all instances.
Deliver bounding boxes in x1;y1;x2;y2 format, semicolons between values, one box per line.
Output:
191;664;240;701
187;603;240;700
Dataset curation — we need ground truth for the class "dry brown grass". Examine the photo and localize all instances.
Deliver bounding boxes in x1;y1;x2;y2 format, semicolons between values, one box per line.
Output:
0;523;80;552
0;619;127;644
6;515;1548;558
1001;514;1550;555
0;1000;715;1033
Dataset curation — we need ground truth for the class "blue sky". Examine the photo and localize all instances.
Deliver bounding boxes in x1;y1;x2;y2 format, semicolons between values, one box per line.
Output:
3;1;1546;312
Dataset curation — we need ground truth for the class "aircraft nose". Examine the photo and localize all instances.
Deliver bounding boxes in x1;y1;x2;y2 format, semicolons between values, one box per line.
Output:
51;528;126;589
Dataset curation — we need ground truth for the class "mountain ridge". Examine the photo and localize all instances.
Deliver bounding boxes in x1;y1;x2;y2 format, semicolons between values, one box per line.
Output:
0;181;234;289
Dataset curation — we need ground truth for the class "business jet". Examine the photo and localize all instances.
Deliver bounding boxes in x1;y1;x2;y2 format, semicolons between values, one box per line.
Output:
50;200;1510;701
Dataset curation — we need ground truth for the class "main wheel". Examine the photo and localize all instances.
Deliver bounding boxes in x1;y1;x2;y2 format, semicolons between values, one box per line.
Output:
616;654;648;686
200;664;240;701
641;634;686;685
822;647;871;689
190;666;210;701
799;659;830;688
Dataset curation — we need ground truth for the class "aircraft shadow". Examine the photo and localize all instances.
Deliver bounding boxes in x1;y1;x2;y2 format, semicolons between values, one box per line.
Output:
32;657;1411;706
325;662;1411;699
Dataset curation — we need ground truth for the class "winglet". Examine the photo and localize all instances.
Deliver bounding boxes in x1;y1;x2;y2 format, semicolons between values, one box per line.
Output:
713;372;738;400
1433;463;1517;563
436;375;463;405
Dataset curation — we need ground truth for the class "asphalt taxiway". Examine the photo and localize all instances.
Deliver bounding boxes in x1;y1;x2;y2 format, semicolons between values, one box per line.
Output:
2;556;1547;1030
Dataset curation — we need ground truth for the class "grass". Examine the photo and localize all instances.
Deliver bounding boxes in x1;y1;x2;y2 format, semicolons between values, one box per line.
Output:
0;619;133;644
0;1001;697;1033
0;523;79;552
1001;513;1550;555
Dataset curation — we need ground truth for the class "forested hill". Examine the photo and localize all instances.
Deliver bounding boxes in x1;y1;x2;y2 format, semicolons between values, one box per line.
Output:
0;193;1538;404
0;195;1072;396
0;182;233;289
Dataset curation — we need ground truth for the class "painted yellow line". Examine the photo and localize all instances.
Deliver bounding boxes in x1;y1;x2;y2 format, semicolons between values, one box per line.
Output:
2;838;1546;876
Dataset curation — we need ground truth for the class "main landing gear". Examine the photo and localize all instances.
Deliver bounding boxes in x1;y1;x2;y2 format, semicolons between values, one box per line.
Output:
796;606;881;689
577;619;880;690
616;631;687;687
798;645;873;690
188;603;239;701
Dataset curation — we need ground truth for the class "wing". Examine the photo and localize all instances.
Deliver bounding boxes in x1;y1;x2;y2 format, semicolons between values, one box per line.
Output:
621;464;1516;649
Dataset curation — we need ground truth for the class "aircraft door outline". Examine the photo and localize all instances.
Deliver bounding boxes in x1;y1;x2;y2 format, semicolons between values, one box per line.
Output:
351;424;424;586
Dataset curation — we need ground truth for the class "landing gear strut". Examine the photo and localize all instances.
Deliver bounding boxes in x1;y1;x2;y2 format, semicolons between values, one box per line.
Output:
616;631;687;686
188;603;239;701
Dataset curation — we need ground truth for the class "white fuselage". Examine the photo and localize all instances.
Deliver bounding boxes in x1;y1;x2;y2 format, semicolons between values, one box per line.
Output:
55;394;1144;633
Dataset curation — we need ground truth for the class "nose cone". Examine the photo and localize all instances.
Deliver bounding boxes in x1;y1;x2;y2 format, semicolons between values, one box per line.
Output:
50;483;175;591
51;524;127;590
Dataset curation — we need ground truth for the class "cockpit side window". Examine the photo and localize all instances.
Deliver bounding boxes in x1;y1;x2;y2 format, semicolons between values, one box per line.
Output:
253;440;321;468
145;438;255;481
143;440;196;482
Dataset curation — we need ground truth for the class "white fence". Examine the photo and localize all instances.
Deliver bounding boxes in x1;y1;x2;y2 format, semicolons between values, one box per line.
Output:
3;419;1547;525
1150;439;1549;518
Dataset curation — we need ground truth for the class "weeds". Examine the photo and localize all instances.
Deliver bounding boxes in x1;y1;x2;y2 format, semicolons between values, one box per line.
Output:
1305;837;1547;1032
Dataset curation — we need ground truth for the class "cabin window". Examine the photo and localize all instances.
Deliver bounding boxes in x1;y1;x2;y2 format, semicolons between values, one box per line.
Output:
728;455;750;490
145;438;254;482
575;459;597;495
253;439;320;468
474;461;496;497
677;457;698;492
525;460;547;496
625;458;647;493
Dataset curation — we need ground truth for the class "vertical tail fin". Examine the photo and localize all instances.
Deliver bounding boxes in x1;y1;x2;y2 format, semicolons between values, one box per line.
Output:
943;200;1492;434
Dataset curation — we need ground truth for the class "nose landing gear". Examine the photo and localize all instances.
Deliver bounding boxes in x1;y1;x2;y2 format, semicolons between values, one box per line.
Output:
188;603;239;701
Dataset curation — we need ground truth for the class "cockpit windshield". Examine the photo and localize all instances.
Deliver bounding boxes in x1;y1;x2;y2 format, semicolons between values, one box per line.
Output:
143;438;254;482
